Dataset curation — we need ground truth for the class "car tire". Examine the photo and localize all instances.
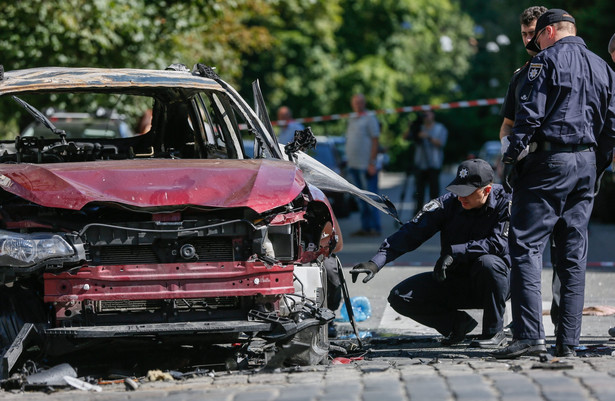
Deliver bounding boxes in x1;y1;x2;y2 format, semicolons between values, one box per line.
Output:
0;285;46;351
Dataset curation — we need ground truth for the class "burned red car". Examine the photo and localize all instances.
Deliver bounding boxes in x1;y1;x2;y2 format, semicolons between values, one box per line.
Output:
0;64;403;378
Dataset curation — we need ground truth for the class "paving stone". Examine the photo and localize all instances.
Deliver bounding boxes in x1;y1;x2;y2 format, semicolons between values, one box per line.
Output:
403;374;451;400
321;381;362;398
362;390;406;401
485;371;542;401
233;389;278;401
285;372;323;384
445;374;498;401
529;372;591;401
212;373;249;386
247;373;288;385
570;372;615;401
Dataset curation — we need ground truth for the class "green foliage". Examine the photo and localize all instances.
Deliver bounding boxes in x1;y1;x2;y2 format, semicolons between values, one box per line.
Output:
1;0;613;166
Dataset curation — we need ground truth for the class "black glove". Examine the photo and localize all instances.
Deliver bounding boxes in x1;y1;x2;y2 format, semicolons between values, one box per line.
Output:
502;162;514;193
433;255;454;282
350;261;379;284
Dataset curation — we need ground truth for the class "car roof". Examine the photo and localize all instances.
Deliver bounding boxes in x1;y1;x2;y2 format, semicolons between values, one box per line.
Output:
0;67;224;96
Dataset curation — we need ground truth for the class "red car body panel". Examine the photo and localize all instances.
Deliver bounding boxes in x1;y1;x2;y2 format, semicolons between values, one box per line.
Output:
44;262;295;303
0;159;305;213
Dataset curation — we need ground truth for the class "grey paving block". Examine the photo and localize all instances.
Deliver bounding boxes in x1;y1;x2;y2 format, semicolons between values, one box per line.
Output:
529;372;590;401
233;389;278;401
403;375;451;400
572;372;615;401
485;371;542;401
445;374;498;401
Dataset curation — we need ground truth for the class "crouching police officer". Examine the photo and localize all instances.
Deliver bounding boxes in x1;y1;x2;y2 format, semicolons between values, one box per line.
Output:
351;159;512;347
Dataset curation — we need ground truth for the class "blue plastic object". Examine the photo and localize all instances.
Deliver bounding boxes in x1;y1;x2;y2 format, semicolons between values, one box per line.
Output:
339;296;372;322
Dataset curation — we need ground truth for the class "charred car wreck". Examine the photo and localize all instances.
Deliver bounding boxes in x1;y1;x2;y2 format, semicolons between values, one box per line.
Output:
0;64;396;378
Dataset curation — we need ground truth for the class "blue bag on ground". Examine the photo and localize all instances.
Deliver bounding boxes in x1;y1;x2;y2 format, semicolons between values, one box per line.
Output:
339;296;371;322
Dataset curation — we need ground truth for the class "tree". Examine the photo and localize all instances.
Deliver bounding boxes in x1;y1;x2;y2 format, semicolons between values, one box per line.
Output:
0;0;275;135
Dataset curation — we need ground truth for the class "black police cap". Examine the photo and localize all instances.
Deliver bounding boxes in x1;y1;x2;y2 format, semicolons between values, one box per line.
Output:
446;159;494;197
526;9;575;53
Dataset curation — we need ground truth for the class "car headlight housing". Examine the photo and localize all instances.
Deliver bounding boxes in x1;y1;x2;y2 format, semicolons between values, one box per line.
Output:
0;230;74;267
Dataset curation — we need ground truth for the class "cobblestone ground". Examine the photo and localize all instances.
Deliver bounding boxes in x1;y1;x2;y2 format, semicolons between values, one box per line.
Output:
2;335;615;401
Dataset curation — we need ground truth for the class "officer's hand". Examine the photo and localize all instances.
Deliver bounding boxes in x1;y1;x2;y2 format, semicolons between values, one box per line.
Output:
502;163;514;193
350;261;379;284
433;255;454;282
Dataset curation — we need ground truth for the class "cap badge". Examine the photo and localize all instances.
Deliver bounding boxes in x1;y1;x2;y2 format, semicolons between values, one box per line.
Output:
459;168;468;178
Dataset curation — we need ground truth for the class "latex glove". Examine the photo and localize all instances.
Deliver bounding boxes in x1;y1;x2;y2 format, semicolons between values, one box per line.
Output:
350;261;379;284
500;136;511;155
433;255;454;282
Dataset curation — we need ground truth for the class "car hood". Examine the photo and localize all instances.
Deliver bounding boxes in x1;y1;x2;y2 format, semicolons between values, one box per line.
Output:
0;159;305;213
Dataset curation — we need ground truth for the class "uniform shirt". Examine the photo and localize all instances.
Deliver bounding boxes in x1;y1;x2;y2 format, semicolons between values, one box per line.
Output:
413;122;448;170
345;114;380;170
500;62;529;121
505;36;615;170
370;185;511;270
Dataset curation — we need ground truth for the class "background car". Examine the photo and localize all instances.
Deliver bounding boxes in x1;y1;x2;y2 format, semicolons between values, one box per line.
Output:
21;109;135;139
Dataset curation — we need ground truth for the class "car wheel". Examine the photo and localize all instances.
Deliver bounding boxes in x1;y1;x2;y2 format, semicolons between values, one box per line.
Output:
0;285;46;351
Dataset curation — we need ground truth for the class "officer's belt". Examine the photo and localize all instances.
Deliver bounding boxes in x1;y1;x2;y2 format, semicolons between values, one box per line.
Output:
529;141;594;153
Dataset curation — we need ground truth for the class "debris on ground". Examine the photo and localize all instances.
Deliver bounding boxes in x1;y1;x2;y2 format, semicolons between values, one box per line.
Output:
146;369;175;382
63;376;102;392
124;377;139;391
582;305;615;316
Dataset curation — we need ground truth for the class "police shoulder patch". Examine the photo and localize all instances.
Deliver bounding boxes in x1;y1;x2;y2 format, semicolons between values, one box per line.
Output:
411;199;442;223
422;199;441;212
528;63;543;81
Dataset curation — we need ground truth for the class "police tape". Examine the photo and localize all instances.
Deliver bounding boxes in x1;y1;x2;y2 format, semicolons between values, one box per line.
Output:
272;97;505;126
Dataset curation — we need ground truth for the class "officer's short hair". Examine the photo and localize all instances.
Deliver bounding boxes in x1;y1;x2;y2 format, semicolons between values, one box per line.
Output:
609;33;615;55
520;6;547;26
553;21;577;35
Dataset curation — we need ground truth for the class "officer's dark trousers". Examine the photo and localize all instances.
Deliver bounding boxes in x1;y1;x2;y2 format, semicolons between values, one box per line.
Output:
387;255;510;337
509;150;595;346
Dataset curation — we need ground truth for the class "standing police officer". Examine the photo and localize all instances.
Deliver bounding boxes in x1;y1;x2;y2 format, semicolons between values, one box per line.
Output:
493;9;615;359
500;6;564;337
351;159;511;347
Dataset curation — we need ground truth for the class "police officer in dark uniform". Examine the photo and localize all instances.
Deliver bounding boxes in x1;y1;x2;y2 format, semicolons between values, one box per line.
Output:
493;9;615;359
351;159;511;347
500;6;564;337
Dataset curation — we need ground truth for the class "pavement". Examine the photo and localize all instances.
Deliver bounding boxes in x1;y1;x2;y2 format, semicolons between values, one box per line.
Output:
2;171;615;400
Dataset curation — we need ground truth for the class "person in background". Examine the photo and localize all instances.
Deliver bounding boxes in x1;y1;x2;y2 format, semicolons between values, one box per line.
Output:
493;9;615;359
350;159;511;348
345;93;381;237
413;110;448;215
277;106;304;144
